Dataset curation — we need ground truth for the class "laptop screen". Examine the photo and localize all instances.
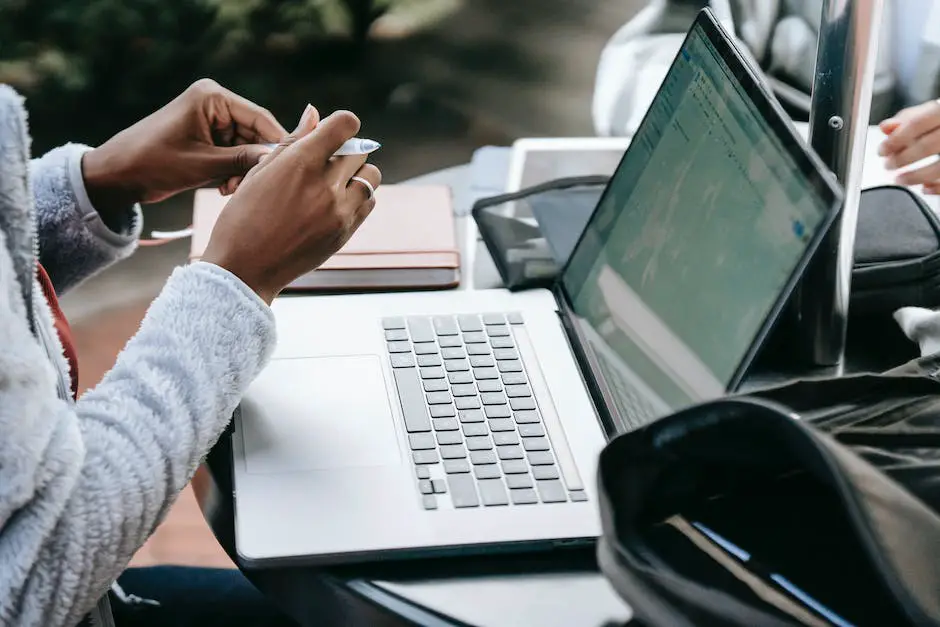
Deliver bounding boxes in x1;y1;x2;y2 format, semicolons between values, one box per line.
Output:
561;19;836;422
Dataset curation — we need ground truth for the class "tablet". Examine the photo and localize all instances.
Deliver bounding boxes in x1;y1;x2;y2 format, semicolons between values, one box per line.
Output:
505;137;633;193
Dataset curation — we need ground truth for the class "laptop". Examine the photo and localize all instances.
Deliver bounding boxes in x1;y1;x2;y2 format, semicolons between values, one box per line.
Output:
231;9;843;567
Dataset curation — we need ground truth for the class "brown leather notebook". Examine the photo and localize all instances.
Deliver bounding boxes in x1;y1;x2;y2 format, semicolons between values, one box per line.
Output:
190;185;460;291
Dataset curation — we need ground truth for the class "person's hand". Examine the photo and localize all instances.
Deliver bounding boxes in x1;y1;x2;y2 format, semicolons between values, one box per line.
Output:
81;78;288;218
879;99;940;194
201;106;381;304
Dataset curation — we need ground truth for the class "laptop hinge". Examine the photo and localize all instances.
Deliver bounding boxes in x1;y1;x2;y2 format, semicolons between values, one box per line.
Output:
551;284;626;440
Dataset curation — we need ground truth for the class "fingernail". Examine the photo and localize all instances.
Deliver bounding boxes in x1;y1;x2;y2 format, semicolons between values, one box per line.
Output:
296;104;315;131
884;156;897;169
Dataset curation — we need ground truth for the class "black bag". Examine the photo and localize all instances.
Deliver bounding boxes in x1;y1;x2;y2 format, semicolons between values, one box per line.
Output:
472;179;940;314
596;358;940;627
852;185;940;315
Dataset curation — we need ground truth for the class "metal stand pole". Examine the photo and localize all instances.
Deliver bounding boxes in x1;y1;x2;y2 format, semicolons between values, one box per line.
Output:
797;0;884;368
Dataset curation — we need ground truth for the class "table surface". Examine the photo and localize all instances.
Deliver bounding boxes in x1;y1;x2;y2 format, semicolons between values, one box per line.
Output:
196;133;936;626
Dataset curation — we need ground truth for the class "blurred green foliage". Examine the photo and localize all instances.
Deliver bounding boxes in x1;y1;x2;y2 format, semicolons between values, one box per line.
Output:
0;0;394;110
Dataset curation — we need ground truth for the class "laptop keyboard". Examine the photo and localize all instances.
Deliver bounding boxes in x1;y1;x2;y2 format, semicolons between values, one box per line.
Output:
594;349;661;431
383;313;588;510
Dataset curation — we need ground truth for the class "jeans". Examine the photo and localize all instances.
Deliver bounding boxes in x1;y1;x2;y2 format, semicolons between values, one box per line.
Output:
111;566;298;627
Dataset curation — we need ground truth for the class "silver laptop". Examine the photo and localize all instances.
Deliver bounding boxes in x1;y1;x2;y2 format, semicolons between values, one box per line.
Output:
231;9;842;567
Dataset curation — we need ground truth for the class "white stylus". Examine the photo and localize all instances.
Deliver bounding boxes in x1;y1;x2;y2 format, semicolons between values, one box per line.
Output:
263;137;380;156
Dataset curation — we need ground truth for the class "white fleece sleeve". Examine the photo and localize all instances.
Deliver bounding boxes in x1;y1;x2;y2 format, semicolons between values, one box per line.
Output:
30;143;143;294
0;260;275;627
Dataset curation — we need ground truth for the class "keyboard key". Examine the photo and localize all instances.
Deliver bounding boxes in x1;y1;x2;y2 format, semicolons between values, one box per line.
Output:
385;329;408;341
506;384;532;397
482;314;505;325
383;317;406;330
497;446;524;460
420;367;445;379
430;405;456;418
445;359;470;372
436;431;463;445
514;410;540;424
426;391;453;405
416;466;431;480
390;354;415;368
486;325;511;337
417;354;442;367
481;392;507;405
489;419;514;432
449;371;473;384
423;379;448;393
462;423;488;436
570;490;589;502
502;372;526;385
409;433;436;450
466;436;493;451
506;474;533;489
532;466;559;480
474;464;501;479
456;397;481;410
507;312;525;325
444;459;470;473
478;478;509;506
502;460;529;474
470;450;498;465
491;337;515;349
467;343;490;355
473;367;499;380
458;315;483;332
441;347;466;359
511;489;538;505
408;317;435;343
422;495;438;510
419;480;433;494
447;474;480;507
536;480;567;503
477;379;502;392
498;360;523;373
387;341;411;353
518;423;545;437
432;479;447;494
470;355;495;368
458;409;485;423
522;437;550;452
511;397;536;411
413;450;439;464
414;342;438;355
463;331;487;344
433;418;459;431
528;451;555;466
451;383;477;397
440;444;467;459
394;368;432;433
484;405;511;419
493;348;519;360
493;431;520;446
439;336;462;348
433;316;459;336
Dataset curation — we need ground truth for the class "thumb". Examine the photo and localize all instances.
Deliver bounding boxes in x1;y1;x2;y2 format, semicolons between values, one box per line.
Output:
205;143;272;181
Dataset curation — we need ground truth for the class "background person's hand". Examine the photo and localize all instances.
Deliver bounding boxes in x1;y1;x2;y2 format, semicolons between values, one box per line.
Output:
81;78;288;217
879;99;940;194
201;108;381;304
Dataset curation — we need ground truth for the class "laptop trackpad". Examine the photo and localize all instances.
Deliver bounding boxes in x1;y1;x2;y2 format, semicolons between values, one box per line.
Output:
240;355;401;474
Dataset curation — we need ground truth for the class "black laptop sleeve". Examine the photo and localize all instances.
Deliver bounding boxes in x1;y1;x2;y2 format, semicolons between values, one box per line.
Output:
596;360;940;627
473;179;940;316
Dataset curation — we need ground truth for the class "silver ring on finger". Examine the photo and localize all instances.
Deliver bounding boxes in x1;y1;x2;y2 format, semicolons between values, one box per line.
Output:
350;176;375;201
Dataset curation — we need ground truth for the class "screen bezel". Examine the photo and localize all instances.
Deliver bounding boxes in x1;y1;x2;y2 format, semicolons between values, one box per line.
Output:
554;8;844;436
